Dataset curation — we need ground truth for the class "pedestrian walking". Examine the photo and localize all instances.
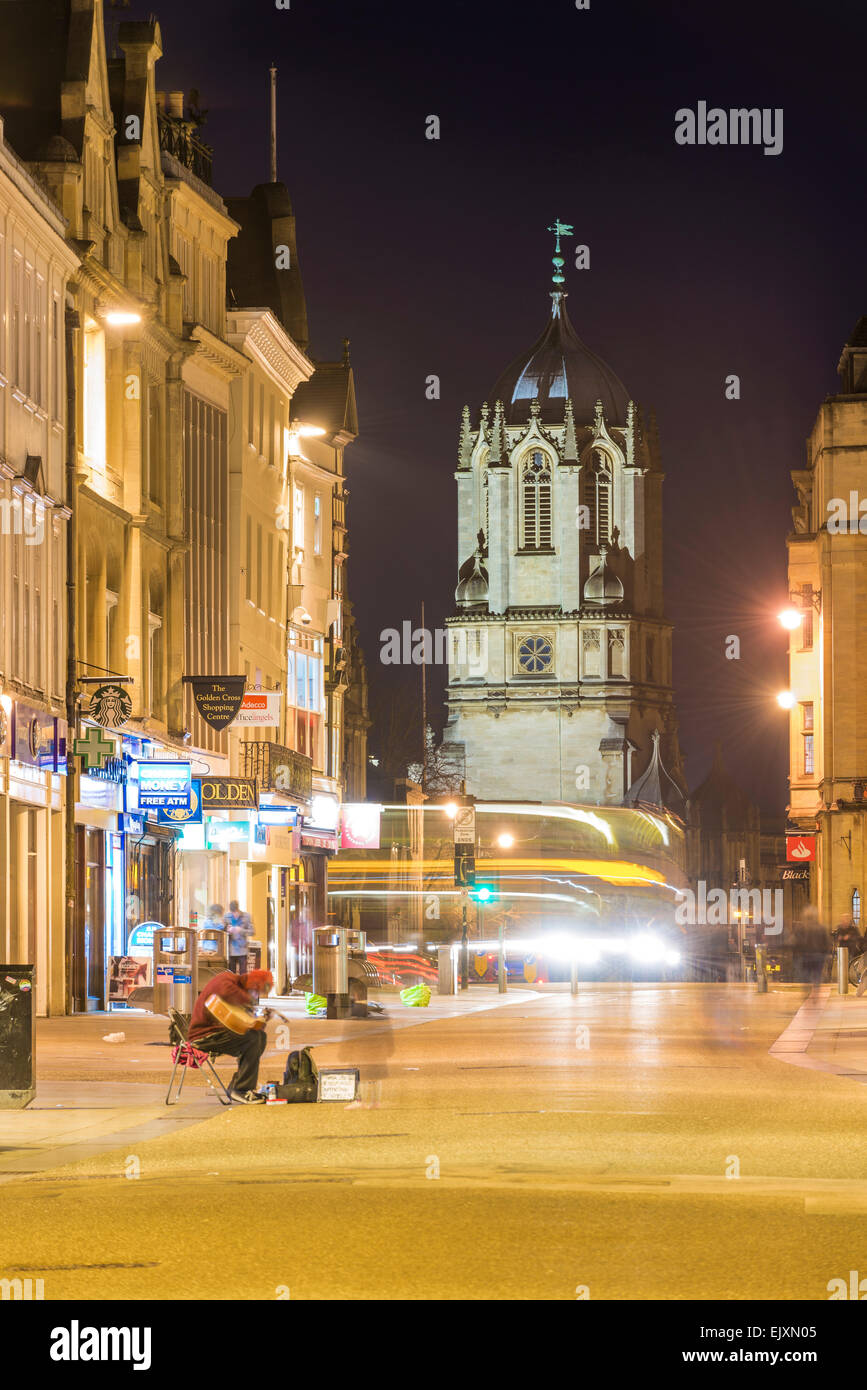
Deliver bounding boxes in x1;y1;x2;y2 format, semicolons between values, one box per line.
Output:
224;900;253;973
793;906;831;988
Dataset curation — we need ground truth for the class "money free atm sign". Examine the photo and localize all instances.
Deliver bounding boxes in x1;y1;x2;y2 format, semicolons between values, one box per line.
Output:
137;761;192;811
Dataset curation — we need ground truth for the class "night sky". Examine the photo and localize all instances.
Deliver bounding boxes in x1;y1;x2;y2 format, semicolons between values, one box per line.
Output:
151;0;867;814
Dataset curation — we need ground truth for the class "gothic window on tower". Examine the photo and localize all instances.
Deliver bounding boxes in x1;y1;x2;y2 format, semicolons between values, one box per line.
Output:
517;635;553;675
520;451;553;550
608;628;626;678
583;451;612;546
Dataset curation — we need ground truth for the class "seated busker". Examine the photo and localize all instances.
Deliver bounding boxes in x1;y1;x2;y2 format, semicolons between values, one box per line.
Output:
187;968;275;1104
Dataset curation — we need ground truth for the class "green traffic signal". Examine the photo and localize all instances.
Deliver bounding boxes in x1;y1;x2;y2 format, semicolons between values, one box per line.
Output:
471;885;497;902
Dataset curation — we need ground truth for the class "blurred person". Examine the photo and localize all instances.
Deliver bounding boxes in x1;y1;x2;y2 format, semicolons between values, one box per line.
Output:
187;968;274;1103
794;906;830;988
832;914;863;960
224;900;253;973
201;902;224;932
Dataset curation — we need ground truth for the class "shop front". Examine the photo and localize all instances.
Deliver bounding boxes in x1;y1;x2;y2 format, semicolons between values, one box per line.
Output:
1;699;66;1016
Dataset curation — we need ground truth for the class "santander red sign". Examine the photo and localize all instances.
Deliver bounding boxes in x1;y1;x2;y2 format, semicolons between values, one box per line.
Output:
786;835;816;863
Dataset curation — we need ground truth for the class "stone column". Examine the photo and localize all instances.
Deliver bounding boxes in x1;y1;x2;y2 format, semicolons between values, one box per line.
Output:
487;465;510;614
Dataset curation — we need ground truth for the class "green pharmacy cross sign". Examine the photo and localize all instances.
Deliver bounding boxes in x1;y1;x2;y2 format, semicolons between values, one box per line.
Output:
73;726;114;771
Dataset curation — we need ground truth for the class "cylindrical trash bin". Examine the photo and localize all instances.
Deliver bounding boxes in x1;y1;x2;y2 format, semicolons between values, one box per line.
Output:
154;929;198;1017
313;928;349;996
197;927;229;990
437;946;455;995
0;964;35;1108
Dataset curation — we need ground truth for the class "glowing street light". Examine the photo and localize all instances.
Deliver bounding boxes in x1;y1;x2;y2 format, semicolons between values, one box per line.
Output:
102;309;141;327
777;690;797;710
444;802;458;819
778;608;803;630
496;832;515;849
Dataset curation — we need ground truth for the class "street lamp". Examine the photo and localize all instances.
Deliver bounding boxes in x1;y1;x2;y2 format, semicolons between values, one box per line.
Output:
496;832;515;849
101;309;142;327
777;691;797;710
778;608;803;630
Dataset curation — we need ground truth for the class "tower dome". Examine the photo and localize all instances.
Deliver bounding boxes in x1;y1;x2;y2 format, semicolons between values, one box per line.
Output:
490;293;630;427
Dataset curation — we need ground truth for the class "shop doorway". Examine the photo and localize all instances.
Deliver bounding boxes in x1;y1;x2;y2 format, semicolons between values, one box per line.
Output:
9;804;38;966
74;826;106;1010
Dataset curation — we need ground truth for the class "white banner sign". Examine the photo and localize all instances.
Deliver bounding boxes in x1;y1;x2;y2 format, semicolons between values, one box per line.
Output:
231;692;282;727
453;807;476;844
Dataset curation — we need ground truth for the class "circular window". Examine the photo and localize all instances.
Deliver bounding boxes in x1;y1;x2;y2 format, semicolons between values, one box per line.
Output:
518;636;553;674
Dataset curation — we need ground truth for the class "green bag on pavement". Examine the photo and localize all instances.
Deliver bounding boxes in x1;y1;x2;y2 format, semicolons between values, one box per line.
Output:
400;984;431;1007
305;992;327;1015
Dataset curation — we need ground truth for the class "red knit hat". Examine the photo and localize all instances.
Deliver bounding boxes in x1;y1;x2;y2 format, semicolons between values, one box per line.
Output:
240;969;274;992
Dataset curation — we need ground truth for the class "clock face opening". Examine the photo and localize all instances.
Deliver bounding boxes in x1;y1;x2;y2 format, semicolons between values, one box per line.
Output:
518;636;553;674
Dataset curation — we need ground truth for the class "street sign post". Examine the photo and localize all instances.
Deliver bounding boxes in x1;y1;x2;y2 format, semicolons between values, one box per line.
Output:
453;806;476;845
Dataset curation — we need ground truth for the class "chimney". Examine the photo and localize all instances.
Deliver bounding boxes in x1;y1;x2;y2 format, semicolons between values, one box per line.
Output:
167;91;184;119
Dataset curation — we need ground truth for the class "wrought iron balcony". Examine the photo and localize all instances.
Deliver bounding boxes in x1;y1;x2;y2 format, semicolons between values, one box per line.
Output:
158;111;213;186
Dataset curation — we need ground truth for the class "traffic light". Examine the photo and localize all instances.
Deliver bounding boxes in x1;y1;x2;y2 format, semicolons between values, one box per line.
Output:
470;883;498;903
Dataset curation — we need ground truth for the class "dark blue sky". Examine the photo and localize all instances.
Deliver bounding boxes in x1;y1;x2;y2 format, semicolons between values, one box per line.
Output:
149;0;867;813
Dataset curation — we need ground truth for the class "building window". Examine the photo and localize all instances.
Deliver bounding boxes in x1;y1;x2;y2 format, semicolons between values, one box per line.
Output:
520;451;552;549
313;494;322;555
106;590;118;670
853;890;861;927
800;607;813;650
83;319;107;471
11;255;21;389
803;733;814;776
293;485;304;554
53;296;61;420
517;635;553;674
287;629;324;765
148;612;163;720
583;451;612;546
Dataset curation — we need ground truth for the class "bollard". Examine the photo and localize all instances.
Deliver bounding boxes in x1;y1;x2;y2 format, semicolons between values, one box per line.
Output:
498;921;507;994
838;945;849;995
755;946;768;994
570;957;578;996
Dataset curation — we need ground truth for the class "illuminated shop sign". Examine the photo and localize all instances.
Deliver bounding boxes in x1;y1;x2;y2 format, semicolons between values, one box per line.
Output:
340;803;382;850
205;819;251;846
257;805;298;826
200;777;258;810
137;760;192;810
157;780;202;826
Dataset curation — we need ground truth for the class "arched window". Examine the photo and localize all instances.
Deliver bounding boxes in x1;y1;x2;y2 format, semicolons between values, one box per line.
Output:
521;451;552;549
482;467;489;543
582;450;612;546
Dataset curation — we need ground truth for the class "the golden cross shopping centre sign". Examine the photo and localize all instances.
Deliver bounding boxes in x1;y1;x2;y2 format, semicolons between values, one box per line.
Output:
182;675;246;731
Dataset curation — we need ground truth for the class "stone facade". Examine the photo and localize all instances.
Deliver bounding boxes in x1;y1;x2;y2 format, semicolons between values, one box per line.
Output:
445;288;684;806
785;316;867;930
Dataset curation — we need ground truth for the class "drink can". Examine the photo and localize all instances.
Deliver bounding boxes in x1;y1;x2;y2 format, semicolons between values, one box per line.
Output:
265;1083;277;1101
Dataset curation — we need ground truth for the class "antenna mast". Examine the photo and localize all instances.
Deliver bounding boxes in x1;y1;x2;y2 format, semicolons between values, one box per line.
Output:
269;66;278;183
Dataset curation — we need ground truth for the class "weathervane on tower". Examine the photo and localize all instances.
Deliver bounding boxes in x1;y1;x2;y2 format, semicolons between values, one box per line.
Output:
547;219;573;285
547;219;573;317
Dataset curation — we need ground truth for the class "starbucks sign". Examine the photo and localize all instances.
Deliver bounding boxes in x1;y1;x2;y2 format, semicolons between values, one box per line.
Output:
88;683;133;730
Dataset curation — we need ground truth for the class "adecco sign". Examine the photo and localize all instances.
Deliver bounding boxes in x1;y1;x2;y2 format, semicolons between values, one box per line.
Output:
200;777;259;810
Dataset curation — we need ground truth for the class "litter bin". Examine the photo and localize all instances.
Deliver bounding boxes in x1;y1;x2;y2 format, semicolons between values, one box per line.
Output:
313;926;351;1018
154;928;198;1017
0;964;35;1108
197;927;229;991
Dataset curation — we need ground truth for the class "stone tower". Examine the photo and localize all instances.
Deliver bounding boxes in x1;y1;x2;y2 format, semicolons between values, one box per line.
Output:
443;234;685;809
